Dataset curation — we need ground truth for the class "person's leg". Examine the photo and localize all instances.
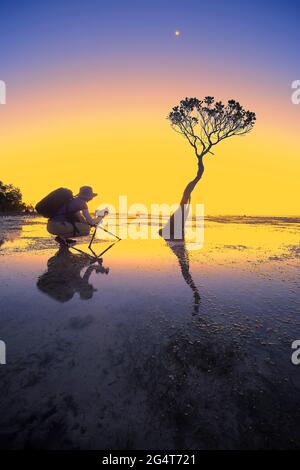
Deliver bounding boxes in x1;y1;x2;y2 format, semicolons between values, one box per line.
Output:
47;220;75;237
47;220;90;248
74;222;91;237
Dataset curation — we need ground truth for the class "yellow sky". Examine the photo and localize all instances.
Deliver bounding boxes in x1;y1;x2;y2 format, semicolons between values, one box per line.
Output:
1;72;299;215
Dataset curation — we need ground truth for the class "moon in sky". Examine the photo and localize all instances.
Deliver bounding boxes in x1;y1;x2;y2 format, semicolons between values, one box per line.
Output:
175;30;181;37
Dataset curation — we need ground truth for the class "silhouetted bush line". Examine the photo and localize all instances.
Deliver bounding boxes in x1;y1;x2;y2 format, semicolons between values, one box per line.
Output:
0;180;34;214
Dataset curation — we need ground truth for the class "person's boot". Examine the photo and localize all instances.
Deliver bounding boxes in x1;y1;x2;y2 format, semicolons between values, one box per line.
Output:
55;236;68;248
66;239;77;247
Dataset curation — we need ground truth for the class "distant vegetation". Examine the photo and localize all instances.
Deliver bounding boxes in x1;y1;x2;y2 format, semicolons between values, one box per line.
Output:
0;181;33;214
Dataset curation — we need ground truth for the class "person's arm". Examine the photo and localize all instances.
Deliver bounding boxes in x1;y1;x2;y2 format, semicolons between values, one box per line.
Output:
82;209;101;226
82;265;97;281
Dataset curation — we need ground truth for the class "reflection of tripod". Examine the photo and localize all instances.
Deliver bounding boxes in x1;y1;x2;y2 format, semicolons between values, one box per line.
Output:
71;224;121;262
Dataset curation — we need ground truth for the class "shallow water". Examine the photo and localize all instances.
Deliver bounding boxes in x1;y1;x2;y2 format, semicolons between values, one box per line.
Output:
0;216;299;449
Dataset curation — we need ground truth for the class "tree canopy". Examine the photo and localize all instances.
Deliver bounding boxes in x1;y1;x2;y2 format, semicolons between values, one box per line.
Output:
168;96;256;158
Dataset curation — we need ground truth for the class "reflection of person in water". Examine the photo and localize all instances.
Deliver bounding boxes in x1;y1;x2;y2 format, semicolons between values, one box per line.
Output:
37;248;109;302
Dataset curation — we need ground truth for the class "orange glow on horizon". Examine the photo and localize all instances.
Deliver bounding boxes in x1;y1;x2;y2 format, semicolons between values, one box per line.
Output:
1;67;299;216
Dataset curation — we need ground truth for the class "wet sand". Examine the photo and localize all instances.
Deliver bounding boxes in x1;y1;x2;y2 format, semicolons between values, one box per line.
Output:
0;216;299;449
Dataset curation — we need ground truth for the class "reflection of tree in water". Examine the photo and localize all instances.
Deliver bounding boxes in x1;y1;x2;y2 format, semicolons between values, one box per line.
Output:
37;248;109;302
165;240;201;315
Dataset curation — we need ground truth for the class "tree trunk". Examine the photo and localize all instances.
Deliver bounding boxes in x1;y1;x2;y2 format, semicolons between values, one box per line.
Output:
159;157;204;240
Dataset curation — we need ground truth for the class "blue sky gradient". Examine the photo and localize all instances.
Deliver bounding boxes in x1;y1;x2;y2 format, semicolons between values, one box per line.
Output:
1;0;299;81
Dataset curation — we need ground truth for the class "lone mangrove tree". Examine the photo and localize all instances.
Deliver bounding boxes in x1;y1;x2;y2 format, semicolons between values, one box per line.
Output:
161;96;256;239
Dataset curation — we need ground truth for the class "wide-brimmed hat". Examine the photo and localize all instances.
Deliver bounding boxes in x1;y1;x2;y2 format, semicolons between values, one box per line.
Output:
78;186;97;198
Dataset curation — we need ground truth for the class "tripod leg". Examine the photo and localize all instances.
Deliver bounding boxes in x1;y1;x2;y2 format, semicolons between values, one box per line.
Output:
89;245;100;258
70;246;98;262
87;225;121;259
98;225;121;240
88;226;97;249
97;242;117;257
88;227;100;259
